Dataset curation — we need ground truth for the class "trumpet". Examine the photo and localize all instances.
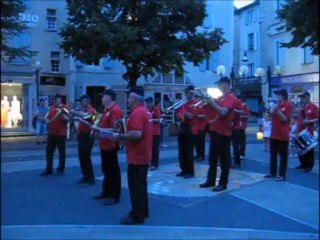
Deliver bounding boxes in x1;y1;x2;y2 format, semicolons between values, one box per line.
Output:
190;99;207;108
165;99;187;113
45;104;72;124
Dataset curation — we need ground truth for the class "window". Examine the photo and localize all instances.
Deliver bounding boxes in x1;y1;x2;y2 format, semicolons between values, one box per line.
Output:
274;39;287;67
47;9;56;30
300;47;314;64
248;33;254;50
51;51;60;72
245;10;256;25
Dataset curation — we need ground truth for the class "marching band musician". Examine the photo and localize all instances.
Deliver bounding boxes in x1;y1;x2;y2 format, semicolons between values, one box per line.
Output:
40;94;71;177
92;89;123;206
199;77;235;192
295;91;319;172
231;94;250;168
264;89;292;181
73;95;96;185
175;85;199;179
194;94;207;161
145;97;162;170
109;86;153;225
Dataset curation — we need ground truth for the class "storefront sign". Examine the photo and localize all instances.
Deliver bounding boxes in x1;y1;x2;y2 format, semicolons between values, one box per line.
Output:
271;73;319;85
40;76;65;86
19;13;39;27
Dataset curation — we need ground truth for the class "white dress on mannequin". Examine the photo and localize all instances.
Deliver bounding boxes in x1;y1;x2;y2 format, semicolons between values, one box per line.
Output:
1;96;9;127
10;95;22;127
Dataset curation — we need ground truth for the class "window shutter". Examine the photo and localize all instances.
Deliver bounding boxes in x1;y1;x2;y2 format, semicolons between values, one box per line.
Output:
305;47;314;63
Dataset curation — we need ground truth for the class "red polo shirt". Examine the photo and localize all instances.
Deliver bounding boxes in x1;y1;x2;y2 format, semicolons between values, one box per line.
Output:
204;104;218;132
47;106;68;136
240;103;250;130
126;104;153;165
297;102;319;135
77;105;96;133
195;105;207;132
210;91;235;136
232;98;244;130
148;106;161;136
271;100;292;141
176;98;199;135
99;103;123;151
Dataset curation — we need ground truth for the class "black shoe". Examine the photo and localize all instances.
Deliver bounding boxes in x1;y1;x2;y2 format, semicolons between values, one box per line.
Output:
199;182;215;188
295;165;304;169
55;171;63;176
264;174;275;179
212;185;227;192
230;163;240;169
129;210;149;219
149;166;158;171
183;174;194;179
40;171;53;176
77;177;88;184
176;172;185;177
104;198;119;206
93;193;110;200
275;176;286;181
120;216;144;225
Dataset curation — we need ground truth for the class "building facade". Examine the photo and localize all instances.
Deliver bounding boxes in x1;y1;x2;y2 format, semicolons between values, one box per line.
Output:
1;0;72;133
1;0;234;133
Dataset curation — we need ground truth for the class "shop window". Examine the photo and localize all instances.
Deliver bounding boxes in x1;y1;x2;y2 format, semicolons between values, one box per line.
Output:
1;83;25;129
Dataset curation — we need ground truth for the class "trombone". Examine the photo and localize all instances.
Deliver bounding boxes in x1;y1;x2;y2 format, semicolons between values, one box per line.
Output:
165;99;187;113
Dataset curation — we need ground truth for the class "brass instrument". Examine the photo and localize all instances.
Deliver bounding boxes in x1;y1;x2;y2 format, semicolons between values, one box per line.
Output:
165;99;187;113
45;105;72;124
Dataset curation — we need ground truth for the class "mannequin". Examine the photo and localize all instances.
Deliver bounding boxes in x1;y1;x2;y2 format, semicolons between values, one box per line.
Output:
11;95;22;127
1;96;9;127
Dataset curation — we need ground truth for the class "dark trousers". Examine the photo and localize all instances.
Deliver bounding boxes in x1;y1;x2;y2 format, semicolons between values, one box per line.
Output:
78;132;95;180
206;132;231;187
298;149;315;169
270;139;289;178
128;164;149;220
240;130;246;157
151;135;160;167
100;149;121;200
232;129;243;165
178;132;195;176
195;130;206;158
45;133;66;172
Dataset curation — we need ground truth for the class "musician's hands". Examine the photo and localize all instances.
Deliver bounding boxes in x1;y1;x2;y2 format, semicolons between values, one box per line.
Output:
109;133;120;141
185;111;194;120
91;125;99;131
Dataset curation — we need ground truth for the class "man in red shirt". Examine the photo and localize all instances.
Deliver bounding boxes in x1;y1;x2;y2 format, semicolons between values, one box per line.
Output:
295;91;319;172
175;85;199;179
111;86;152;225
264;89;292;181
40;94;70;176
231;94;250;168
145;97;162;170
73;95;96;185
199;77;235;192
194;95;207;161
92;89;123;206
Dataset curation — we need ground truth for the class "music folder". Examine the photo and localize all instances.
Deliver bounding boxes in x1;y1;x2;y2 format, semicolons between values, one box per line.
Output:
100;129;114;138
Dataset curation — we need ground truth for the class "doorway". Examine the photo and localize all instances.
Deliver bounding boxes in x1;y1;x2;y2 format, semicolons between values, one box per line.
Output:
86;86;106;113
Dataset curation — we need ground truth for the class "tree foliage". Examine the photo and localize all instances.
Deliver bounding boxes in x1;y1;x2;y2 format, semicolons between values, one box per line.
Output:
1;0;35;61
60;0;227;87
277;0;319;55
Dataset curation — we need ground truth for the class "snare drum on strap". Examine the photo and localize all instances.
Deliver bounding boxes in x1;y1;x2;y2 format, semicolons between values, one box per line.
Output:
291;129;318;155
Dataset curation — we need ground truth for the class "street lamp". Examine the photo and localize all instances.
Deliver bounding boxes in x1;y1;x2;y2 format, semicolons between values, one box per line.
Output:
33;60;43;104
254;67;266;83
274;65;286;76
239;65;249;78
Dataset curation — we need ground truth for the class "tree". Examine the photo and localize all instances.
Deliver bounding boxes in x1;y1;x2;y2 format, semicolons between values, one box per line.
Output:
60;0;227;87
277;0;319;55
1;0;35;61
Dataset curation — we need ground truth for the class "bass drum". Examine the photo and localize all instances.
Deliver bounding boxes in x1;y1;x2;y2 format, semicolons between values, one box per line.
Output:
114;119;126;150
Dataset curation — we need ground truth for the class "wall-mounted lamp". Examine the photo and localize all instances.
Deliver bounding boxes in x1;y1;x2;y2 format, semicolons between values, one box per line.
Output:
239;65;249;77
216;65;226;77
242;51;249;62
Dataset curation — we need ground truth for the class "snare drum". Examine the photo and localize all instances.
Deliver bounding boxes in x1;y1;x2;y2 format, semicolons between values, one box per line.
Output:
291;129;318;155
